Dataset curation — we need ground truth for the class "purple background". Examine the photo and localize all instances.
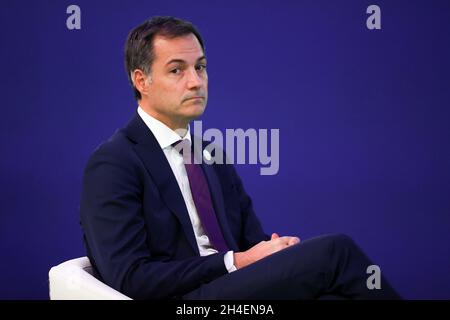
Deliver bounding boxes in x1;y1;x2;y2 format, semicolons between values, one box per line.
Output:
1;0;449;299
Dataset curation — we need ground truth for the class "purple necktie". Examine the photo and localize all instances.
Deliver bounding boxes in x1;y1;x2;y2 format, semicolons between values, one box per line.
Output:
173;139;229;252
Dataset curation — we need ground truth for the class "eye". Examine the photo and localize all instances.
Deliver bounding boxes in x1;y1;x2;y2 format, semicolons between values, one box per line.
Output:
170;68;182;74
196;64;207;72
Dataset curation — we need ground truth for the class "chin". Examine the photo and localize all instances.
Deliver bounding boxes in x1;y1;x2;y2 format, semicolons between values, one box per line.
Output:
186;103;206;118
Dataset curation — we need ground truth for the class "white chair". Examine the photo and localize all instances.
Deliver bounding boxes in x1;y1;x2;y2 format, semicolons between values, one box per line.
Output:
49;256;132;300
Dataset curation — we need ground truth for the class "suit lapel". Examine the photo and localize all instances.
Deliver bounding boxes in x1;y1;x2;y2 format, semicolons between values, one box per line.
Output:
124;113;199;255
193;137;239;251
201;161;239;251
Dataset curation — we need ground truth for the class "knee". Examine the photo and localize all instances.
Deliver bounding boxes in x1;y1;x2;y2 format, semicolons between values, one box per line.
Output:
323;233;357;250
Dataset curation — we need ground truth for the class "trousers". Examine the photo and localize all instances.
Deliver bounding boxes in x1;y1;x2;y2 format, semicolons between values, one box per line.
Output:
183;233;401;299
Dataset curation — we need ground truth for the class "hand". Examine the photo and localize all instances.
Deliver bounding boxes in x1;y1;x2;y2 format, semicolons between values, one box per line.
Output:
271;233;300;246
233;233;300;270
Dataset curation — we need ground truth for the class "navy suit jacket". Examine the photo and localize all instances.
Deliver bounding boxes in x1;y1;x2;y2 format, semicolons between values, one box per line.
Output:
80;112;269;299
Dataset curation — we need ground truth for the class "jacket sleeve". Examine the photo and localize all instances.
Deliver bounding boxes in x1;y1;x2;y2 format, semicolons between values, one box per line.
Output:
80;145;228;300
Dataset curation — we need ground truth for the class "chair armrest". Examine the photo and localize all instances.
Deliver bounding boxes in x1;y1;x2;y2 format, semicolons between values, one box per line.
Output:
49;257;131;300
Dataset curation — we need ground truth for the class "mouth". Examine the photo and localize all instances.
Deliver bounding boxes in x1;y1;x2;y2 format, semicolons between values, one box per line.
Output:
184;96;204;101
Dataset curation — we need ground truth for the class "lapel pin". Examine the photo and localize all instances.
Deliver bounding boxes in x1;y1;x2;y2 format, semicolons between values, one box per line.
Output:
203;149;212;161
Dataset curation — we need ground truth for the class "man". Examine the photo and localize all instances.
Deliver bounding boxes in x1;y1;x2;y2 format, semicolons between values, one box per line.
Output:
80;16;400;299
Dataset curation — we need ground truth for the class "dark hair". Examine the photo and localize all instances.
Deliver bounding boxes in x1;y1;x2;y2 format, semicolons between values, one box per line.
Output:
124;16;205;100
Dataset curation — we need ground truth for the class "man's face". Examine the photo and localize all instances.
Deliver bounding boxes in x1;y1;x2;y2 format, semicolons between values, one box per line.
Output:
144;33;208;129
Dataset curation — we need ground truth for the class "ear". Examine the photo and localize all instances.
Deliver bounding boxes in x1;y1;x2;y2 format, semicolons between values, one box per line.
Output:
132;69;151;98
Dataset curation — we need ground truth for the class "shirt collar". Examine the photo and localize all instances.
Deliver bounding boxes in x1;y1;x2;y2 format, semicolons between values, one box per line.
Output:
137;106;191;149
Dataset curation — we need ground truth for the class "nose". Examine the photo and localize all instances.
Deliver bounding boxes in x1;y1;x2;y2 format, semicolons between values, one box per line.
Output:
186;68;203;90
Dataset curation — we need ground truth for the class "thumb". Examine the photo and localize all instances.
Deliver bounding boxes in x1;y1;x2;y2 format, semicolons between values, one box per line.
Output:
271;233;279;240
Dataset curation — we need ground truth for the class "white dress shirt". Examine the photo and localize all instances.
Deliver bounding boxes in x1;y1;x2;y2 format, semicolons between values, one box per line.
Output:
137;106;236;273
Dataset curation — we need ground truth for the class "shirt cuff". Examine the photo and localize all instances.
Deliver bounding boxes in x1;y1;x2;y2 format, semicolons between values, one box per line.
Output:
223;250;237;273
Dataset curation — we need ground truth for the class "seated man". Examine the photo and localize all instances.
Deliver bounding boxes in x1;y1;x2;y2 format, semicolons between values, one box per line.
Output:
80;16;400;300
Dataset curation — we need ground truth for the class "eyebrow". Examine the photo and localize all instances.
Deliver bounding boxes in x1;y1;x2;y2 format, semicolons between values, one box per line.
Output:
165;55;207;66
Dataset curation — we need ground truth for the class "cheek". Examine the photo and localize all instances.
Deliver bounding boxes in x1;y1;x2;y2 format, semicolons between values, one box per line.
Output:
159;83;180;103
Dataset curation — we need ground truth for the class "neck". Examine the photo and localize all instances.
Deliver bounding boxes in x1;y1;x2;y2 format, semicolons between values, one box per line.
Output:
139;104;189;134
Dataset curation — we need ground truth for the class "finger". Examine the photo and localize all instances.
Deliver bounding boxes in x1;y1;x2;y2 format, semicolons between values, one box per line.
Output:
288;237;300;246
271;233;279;240
275;236;291;246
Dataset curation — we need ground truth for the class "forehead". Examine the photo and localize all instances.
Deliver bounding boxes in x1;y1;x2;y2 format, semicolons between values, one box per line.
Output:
152;33;204;64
